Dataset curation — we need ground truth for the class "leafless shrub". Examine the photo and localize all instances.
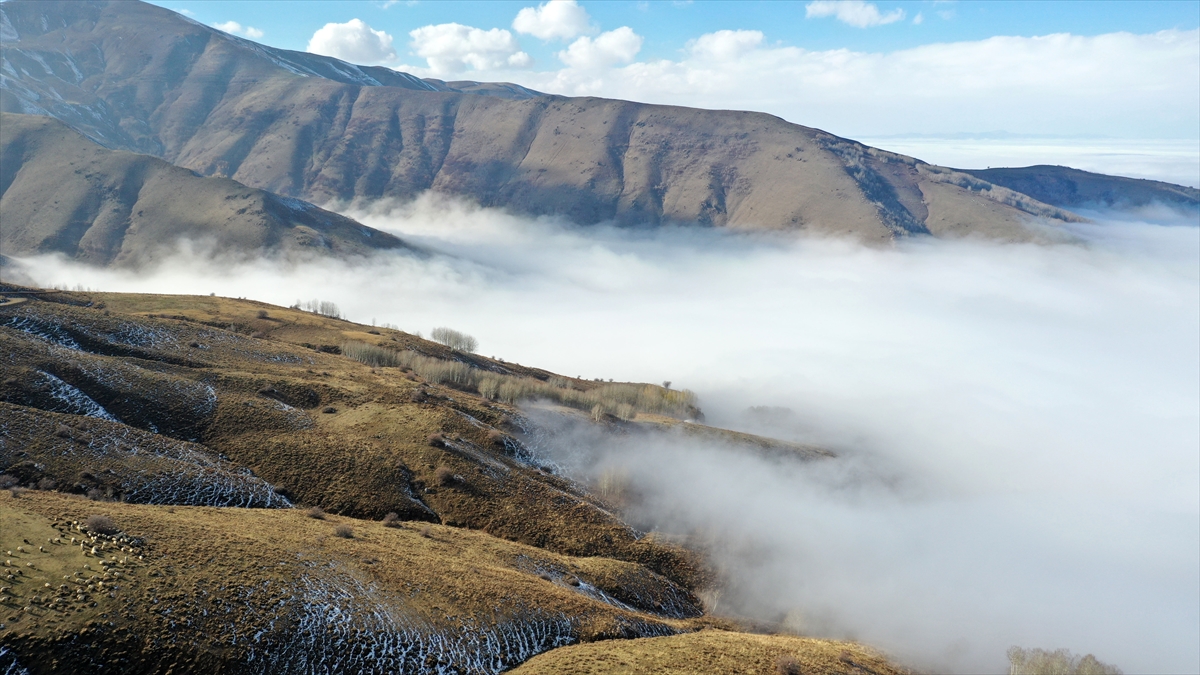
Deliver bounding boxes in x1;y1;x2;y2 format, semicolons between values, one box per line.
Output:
1008;647;1122;675
86;488;104;501
85;515;119;536
306;506;326;520
251;331;267;339
434;466;455;486
428;433;445;448
341;341;403;368
0;475;17;490
256;309;269;319
381;512;401;528
430;327;478;353
775;655;802;675
410;388;426;402
353;344;700;418
36;478;56;491
322;406;337;414
486;429;505;446
54;425;72;438
419;526;432;538
333;524;353;539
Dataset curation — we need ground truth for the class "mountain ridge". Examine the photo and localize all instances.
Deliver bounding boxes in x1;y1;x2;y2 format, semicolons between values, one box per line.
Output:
2;0;1101;243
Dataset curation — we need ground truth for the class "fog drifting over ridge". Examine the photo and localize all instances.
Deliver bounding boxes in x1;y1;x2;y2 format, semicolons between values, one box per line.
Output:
17;196;1200;673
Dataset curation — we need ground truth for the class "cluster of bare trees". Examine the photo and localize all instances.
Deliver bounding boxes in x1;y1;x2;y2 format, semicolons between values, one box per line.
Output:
292;299;342;319
341;340;698;420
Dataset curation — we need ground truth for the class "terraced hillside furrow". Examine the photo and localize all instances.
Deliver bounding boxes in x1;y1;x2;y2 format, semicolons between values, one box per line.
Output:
0;493;697;675
1;0;1088;242
0;403;288;508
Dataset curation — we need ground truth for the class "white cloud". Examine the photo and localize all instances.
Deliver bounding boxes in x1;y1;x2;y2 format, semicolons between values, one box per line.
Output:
179;9;196;17
307;19;397;65
213;21;264;40
558;27;643;69
912;12;924;25
513;0;594;41
805;0;905;28
409;23;532;76
688;29;764;61
515;28;1199;142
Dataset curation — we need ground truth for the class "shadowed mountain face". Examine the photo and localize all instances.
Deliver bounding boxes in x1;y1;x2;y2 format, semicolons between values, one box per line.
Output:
961;165;1198;211
0;113;413;266
1;0;1091;242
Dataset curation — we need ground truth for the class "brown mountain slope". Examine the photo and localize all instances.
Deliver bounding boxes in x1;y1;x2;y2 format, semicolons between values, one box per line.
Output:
961;165;1199;211
0;289;915;673
1;0;1081;242
0;113;412;265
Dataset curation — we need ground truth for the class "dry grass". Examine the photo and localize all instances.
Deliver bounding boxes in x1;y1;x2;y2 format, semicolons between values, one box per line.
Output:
0;490;719;670
509;629;910;675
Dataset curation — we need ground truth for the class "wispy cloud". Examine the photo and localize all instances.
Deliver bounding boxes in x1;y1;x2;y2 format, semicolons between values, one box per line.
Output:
213;20;264;39
805;0;905;28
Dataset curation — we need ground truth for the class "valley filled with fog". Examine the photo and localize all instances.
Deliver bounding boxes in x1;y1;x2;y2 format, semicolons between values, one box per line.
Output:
18;197;1200;673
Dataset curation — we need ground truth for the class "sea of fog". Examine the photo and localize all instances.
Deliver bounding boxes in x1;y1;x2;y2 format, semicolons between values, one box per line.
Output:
18;196;1200;673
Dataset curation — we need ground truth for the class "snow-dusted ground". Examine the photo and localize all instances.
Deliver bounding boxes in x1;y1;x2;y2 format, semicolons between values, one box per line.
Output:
0;405;290;508
239;564;672;675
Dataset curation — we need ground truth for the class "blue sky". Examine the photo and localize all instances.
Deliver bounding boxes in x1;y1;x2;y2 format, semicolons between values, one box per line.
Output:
151;1;1198;59
146;0;1199;182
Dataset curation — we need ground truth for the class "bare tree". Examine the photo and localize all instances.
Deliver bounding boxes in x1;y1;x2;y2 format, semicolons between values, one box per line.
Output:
430;327;478;353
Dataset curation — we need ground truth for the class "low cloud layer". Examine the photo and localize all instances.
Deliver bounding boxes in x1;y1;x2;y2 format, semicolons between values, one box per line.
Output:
16;197;1199;673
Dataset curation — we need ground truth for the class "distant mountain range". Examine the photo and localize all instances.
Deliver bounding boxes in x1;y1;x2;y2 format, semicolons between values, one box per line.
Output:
1;0;1196;266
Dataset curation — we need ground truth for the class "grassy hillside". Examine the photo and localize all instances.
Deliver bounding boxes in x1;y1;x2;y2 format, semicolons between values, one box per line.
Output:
0;286;909;672
510;630;909;675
